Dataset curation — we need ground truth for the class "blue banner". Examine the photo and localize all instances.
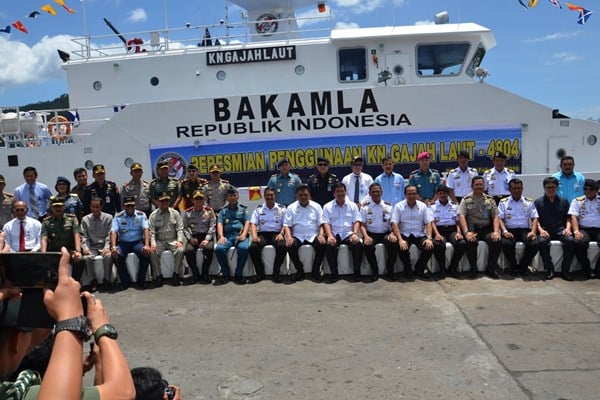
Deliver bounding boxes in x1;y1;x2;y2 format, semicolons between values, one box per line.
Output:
150;126;522;187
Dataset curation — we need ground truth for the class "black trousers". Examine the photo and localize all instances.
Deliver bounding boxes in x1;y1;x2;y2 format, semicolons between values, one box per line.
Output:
397;234;433;273
363;232;397;276
574;228;600;273
287;236;326;275
184;232;214;278
325;234;363;277
433;226;466;270
538;231;575;272
500;228;539;271
465;226;501;270
248;232;287;276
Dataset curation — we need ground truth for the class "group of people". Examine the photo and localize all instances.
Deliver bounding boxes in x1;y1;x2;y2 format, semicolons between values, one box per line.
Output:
0;151;598;289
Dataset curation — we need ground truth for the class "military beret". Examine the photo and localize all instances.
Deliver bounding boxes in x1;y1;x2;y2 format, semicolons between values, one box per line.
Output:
417;152;430;160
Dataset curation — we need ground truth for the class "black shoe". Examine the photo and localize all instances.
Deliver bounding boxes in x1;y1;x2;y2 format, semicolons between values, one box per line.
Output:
544;269;554;280
509;267;520;277
562;270;574;281
233;276;246;285
198;276;212;284
272;275;281;283
486;267;500;279
468;267;478;279
293;270;305;282
371;274;379;282
213;276;229;286
325;275;338;284
136;281;148;290
404;268;414;279
188;276;199;285
154;275;163;288
116;283;130;292
350;274;361;282
385;273;397;282
171;276;182;286
520;267;530;277
311;272;322;282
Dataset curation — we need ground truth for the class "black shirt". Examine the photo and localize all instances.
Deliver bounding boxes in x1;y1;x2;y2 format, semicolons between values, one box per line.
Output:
534;195;570;235
307;173;338;207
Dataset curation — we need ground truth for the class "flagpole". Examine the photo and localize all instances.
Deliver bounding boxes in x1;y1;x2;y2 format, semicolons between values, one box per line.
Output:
81;0;90;58
164;0;169;49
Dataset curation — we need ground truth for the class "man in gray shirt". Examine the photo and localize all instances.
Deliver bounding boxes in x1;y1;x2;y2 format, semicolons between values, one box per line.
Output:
81;197;114;291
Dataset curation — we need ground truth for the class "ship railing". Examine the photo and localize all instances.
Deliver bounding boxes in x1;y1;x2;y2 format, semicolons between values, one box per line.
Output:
0;105;114;149
70;13;332;60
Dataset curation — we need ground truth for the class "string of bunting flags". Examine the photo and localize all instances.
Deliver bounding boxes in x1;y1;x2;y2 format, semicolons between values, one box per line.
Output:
519;0;593;24
0;0;76;36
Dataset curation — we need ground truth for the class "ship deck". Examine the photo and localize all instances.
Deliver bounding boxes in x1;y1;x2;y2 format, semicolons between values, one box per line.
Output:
94;275;600;399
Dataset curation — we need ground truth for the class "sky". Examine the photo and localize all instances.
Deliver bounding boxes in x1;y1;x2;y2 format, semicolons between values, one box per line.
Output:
1;0;599;119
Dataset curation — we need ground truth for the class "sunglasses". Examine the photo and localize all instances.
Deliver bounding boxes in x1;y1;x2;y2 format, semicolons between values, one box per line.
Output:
13;208;27;212
318;163;328;166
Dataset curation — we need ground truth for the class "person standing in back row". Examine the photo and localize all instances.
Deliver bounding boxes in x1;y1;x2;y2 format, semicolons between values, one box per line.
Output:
342;156;373;208
552;155;585;203
267;157;302;206
408;152;441;206
483;151;515;204
84;164;121;215
13;166;52;221
307;157;339;207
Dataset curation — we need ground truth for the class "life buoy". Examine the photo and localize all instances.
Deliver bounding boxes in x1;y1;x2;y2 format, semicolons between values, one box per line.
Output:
48;115;71;142
127;38;143;53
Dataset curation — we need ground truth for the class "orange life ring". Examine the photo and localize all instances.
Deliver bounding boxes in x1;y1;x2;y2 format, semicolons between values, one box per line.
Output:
48;115;71;142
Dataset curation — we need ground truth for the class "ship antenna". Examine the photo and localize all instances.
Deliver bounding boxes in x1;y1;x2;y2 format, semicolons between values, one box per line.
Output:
225;1;230;42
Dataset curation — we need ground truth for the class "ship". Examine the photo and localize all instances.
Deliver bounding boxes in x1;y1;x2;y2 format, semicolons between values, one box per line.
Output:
1;0;599;199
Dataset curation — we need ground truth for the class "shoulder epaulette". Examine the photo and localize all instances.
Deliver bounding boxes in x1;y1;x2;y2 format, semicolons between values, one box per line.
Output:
181;178;189;184
270;173;278;177
576;196;586;201
221;179;230;183
185;206;194;212
135;211;145;215
142;180;150;184
122;180;130;186
362;201;371;206
410;169;419;174
3;192;14;197
65;213;76;217
383;201;392;206
116;210;125;217
204;205;213;211
507;169;515;174
239;204;247;208
524;196;532;201
431;168;439;173
500;197;509;202
150;178;158;184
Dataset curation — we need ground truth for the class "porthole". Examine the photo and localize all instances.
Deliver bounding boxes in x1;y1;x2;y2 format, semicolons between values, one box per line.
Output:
84;160;94;170
587;135;598;146
556;148;567;159
150;77;159;86
295;65;305;76
393;64;404;75
92;81;102;91
217;70;226;81
124;158;134;168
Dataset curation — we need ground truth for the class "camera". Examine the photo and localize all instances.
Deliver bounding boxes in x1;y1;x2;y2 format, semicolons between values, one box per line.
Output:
164;386;175;400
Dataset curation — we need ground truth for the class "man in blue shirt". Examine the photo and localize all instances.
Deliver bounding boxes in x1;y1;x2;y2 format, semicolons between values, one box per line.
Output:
552;155;585;203
266;157;302;206
374;156;404;206
110;196;151;290
13;166;52;221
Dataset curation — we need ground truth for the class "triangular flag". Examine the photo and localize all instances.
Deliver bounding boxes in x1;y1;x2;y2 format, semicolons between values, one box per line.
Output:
0;25;11;34
566;3;593;24
54;0;76;14
248;187;262;201
548;0;562;9
28;11;41;18
528;0;538;7
518;0;529;9
41;4;58;16
11;21;28;34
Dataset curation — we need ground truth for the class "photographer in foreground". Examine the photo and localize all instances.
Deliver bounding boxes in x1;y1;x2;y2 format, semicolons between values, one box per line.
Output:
1;248;135;400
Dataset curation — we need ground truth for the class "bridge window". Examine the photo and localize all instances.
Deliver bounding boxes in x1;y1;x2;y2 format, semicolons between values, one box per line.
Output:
338;48;367;82
417;43;470;76
466;44;486;78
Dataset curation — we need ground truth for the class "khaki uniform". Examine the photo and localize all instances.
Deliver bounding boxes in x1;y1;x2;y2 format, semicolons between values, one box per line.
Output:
0;192;15;229
202;180;229;210
148;207;185;277
122;179;151;215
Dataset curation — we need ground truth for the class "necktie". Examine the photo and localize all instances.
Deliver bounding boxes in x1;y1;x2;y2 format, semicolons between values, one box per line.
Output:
29;185;39;218
354;175;360;203
19;220;26;251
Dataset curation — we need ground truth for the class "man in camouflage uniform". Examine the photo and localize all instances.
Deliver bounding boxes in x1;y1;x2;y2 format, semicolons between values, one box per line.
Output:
121;162;152;216
202;164;229;210
177;164;208;210
408;151;441;206
182;190;216;284
148;192;185;286
0;174;15;230
84;164;121;215
457;176;501;279
307;157;339;207
149;161;180;208
41;196;84;281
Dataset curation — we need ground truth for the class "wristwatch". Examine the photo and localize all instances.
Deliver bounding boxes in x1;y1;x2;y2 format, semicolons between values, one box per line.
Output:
94;323;118;344
54;316;92;341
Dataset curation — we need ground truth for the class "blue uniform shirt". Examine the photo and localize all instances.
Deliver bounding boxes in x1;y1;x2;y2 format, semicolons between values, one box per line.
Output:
218;203;248;237
374;171;405;205
14;182;52;219
408;169;441;201
267;173;302;206
111;210;148;242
